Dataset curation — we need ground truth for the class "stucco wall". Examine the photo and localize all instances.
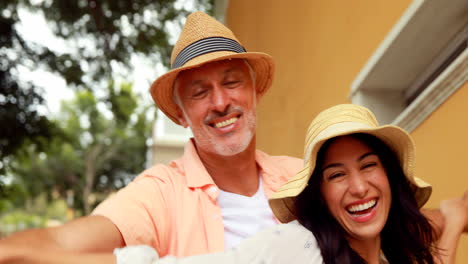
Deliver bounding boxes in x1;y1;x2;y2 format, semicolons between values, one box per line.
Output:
411;82;468;261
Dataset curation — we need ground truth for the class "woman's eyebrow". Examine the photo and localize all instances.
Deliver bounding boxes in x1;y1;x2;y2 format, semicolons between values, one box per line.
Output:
322;152;377;171
358;152;377;162
322;162;343;171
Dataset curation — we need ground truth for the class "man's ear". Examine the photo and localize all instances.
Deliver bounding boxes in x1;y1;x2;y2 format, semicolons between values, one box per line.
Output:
176;105;189;128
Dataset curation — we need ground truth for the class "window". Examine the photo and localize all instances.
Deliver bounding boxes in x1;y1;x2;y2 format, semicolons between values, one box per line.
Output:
350;0;468;132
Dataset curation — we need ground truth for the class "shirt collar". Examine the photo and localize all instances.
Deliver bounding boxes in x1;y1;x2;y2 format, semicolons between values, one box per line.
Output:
255;150;284;197
175;139;281;194
177;139;216;188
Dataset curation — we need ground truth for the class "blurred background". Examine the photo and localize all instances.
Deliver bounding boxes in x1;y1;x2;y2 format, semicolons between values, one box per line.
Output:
1;0;467;261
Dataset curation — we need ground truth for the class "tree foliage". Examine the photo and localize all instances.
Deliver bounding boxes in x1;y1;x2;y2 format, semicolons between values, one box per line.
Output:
8;82;154;214
0;15;54;160
0;15;56;195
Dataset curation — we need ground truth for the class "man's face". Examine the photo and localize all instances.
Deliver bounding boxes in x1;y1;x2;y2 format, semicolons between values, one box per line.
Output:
174;59;257;156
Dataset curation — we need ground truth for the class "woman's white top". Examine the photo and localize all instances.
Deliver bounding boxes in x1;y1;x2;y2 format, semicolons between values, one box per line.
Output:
114;221;323;264
114;220;392;264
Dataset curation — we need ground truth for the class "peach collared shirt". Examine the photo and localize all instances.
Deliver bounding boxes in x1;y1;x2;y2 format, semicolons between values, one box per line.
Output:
92;139;302;257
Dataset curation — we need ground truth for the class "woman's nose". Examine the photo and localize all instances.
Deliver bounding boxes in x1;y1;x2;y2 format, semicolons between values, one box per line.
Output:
348;173;369;198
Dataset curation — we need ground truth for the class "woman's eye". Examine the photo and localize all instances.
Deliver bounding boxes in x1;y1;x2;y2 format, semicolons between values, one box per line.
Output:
362;162;377;169
328;172;344;180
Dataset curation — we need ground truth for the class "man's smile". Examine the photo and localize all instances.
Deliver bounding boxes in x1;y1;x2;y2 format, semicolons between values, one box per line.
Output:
207;111;242;129
214;117;238;128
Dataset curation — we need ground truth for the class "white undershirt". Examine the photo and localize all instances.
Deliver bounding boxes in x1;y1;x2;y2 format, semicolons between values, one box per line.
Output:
217;177;278;249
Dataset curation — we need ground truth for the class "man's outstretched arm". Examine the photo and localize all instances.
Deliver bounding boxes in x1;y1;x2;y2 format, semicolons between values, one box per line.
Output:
434;192;468;264
0;215;125;263
422;191;468;239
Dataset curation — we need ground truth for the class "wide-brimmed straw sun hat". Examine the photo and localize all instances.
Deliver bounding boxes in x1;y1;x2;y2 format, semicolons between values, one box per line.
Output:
269;104;432;223
150;11;275;125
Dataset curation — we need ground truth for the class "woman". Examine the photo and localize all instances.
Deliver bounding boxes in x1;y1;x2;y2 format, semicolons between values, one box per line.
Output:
268;104;436;263
26;104;467;263
268;104;466;264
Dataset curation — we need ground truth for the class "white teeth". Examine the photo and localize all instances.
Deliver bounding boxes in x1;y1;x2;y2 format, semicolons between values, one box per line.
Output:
214;117;238;128
348;199;376;213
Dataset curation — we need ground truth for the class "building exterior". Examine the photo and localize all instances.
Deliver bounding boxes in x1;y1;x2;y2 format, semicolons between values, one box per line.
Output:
149;110;191;165
225;0;467;262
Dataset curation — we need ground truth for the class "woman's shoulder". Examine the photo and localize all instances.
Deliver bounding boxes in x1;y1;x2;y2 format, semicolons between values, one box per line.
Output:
262;221;317;246
239;221;322;263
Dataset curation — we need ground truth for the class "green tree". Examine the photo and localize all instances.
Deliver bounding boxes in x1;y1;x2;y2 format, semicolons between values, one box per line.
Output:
8;82;154;215
0;16;56;185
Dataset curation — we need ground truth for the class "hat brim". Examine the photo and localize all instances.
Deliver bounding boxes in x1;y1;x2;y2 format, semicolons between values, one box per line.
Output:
150;51;275;125
269;122;432;223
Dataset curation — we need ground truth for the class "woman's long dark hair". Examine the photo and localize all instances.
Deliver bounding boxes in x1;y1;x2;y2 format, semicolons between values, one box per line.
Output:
295;133;435;264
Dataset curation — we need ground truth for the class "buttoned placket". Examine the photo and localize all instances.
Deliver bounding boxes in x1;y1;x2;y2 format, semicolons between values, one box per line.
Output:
204;184;225;252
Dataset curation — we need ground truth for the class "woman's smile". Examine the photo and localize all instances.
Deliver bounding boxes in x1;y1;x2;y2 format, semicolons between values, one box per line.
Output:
345;198;379;223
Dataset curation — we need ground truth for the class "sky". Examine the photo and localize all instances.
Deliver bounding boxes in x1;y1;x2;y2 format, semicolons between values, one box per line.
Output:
14;3;194;140
15;8;159;115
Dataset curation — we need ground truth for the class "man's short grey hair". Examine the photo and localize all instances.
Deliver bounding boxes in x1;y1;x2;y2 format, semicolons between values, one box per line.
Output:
172;59;257;109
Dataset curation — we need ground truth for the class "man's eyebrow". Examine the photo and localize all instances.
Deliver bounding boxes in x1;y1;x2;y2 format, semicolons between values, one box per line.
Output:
188;79;204;88
224;67;242;75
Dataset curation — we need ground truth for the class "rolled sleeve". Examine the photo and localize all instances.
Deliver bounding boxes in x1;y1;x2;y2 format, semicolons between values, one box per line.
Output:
93;172;171;254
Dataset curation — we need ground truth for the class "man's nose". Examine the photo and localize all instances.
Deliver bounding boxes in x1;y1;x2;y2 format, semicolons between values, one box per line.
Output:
211;86;230;113
348;172;369;198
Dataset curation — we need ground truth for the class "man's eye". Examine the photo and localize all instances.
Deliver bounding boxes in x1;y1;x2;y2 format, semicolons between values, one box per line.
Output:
192;89;207;98
224;81;240;87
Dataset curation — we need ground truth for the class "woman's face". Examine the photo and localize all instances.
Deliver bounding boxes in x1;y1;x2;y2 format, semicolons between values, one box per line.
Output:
320;136;391;243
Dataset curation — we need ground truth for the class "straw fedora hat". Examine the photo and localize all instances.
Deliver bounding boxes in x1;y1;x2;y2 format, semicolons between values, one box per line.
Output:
269;104;432;223
150;11;275;125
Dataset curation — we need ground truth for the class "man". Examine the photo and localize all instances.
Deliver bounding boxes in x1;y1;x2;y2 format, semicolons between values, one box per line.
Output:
0;11;463;263
88;11;303;257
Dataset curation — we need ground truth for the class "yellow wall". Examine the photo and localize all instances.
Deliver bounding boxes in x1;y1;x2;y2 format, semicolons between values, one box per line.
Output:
412;82;468;261
226;0;467;262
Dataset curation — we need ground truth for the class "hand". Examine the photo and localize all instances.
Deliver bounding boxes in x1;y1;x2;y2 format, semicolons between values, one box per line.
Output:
114;245;159;264
439;190;468;235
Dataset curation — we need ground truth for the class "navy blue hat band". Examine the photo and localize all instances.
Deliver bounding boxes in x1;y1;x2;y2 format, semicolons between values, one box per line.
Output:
172;37;246;69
